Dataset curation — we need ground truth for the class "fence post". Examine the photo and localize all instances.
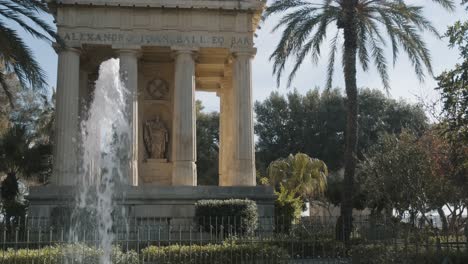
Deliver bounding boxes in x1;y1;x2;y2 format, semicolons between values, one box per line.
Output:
436;237;441;253
465;222;468;253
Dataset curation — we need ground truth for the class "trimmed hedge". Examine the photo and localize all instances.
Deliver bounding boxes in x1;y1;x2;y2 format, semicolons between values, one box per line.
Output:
195;199;258;235
351;244;468;264
0;244;139;264
142;243;289;264
0;243;287;264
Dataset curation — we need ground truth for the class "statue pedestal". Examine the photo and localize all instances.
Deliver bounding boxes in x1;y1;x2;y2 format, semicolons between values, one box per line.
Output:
27;186;276;220
140;159;172;185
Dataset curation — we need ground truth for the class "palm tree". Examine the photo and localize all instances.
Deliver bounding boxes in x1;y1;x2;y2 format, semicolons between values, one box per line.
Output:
264;0;454;241
267;153;328;201
0;0;59;105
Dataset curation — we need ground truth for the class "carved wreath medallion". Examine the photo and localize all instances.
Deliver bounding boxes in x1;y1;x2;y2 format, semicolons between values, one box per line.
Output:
147;78;169;100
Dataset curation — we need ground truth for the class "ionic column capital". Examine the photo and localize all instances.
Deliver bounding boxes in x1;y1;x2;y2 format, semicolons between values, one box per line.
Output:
171;47;199;60
231;48;257;58
116;48;142;58
53;44;82;55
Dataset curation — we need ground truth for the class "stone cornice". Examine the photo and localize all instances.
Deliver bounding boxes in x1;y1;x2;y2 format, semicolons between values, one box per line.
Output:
48;0;265;12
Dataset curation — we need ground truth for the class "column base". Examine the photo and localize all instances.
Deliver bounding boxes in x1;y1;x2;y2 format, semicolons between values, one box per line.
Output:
219;159;255;187
234;159;256;186
172;161;197;186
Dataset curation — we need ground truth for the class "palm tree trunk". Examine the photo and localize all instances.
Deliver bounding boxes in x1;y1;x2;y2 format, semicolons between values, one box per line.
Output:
340;0;359;244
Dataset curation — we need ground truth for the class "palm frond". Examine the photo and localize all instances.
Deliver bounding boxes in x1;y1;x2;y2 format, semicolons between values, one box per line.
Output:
264;0;313;19
0;3;54;42
269;1;339;87
374;8;399;66
0;0;57;96
356;20;370;71
369;35;390;91
11;0;49;12
381;2;440;37
0;20;47;90
429;0;455;10
286;11;336;87
265;0;452;89
326;31;340;90
0;0;58;40
267;153;328;199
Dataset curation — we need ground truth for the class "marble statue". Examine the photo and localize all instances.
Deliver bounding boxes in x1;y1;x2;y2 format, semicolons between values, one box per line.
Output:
143;116;168;159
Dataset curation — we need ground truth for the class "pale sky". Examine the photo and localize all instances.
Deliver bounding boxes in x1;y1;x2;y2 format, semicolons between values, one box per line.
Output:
17;1;467;113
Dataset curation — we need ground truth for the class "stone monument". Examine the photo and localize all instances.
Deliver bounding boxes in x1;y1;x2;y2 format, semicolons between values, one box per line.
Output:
28;0;274;219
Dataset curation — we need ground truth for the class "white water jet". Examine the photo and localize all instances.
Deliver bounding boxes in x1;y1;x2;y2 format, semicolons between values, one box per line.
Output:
73;58;132;264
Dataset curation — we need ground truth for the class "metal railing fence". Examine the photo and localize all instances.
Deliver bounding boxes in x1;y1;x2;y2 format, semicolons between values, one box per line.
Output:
0;215;466;263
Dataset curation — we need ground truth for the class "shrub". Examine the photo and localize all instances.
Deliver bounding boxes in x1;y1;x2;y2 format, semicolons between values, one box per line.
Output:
195;199;258;235
142;243;289;264
350;244;468;264
231;237;347;260
0;244;139;264
274;185;302;234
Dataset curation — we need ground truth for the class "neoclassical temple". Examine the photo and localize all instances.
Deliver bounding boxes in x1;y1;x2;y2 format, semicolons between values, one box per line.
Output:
50;0;265;187
29;0;274;218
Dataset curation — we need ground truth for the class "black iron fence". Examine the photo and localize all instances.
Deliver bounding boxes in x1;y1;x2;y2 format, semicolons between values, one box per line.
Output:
0;216;466;263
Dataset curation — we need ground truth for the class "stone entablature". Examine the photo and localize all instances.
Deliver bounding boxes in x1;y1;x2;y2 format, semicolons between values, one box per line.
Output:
49;0;265;11
60;30;253;49
55;5;260;49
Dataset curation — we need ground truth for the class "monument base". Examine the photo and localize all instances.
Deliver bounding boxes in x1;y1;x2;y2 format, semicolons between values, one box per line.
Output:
27;185;275;220
140;159;172;185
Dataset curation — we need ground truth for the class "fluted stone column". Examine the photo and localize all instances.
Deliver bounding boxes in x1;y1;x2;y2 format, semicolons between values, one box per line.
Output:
52;48;81;185
172;48;197;186
231;49;256;186
119;49;140;186
79;70;89;116
219;78;234;186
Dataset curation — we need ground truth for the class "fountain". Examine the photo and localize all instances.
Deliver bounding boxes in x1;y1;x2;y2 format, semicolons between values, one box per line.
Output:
73;58;131;264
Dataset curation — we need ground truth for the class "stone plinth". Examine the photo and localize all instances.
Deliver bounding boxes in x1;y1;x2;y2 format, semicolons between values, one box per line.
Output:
140;159;172;185
27;185;275;219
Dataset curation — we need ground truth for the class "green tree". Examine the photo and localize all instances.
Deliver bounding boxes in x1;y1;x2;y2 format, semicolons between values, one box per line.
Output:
255;88;428;173
0;70;20;134
0;124;50;224
0;0;59;104
359;129;468;231
433;3;468;233
267;153;328;204
417;129;468;233
0;87;54;186
264;0;451;240
0;124;49;179
358;132;436;223
196;101;219;185
436;3;468;143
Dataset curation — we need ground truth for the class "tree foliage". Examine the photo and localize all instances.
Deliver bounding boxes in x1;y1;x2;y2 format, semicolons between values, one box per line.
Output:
264;0;451;89
0;0;59;104
358;132;435;218
196;101;219;185
436;4;468;143
359;130;468;231
0;68;54;225
255;88;428;173
264;0;452;241
267;153;328;201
